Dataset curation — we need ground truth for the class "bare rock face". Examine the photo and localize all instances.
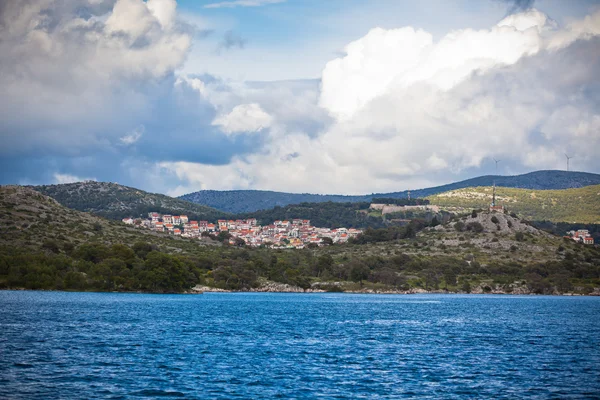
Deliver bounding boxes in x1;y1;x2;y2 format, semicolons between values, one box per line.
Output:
434;210;547;236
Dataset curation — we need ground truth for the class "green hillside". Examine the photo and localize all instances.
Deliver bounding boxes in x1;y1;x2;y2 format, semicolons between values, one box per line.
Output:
32;181;228;221
427;185;600;223
1;186;598;295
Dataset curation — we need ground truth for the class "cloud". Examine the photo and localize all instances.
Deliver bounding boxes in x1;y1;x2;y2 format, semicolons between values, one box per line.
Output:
212;103;273;135
2;2;600;196
319;10;556;120
53;173;96;184
204;0;285;9
0;0;191;157
120;125;145;145
159;9;600;194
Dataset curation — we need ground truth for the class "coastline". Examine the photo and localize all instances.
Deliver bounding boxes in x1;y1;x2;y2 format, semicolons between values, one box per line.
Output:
3;283;599;296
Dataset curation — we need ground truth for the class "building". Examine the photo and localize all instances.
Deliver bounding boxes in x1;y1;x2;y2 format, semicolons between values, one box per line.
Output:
567;229;595;245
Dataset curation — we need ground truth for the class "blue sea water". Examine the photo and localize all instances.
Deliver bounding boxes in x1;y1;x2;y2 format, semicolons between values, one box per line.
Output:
1;292;599;399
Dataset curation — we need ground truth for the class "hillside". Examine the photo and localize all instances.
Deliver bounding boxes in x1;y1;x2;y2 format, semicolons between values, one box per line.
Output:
0;185;230;292
33;181;228;221
180;170;600;213
1;186;598;295
0;185;220;254
427;185;600;224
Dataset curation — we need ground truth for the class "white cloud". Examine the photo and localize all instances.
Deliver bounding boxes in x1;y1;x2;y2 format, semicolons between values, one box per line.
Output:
319;9;556;120
120;125;145;145
204;0;285;9
159;9;600;194
212;103;273;135
53;173;96;184
0;0;191;155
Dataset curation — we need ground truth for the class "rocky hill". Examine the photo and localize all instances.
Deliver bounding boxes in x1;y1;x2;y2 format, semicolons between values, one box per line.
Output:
0;185;219;254
427;185;600;223
32;181;228;221
179;170;600;213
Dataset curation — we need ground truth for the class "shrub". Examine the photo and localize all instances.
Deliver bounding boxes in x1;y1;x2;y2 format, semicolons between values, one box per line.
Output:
515;232;525;242
454;221;465;232
466;222;484;233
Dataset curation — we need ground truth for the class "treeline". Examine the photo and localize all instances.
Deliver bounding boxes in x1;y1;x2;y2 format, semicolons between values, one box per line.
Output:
2;234;599;294
0;242;204;293
234;201;384;229
371;198;430;205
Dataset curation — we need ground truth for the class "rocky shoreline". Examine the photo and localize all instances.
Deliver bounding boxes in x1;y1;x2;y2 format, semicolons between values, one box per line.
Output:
190;282;600;296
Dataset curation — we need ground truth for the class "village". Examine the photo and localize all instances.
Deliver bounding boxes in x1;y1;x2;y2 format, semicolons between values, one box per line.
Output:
122;213;362;248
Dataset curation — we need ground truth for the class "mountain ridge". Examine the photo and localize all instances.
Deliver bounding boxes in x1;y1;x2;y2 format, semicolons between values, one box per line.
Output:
180;170;600;213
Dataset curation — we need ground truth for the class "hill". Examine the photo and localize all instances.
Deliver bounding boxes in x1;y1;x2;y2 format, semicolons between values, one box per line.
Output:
0;185;229;292
0;185;222;254
179;170;600;213
32;181;228;221
427;185;600;224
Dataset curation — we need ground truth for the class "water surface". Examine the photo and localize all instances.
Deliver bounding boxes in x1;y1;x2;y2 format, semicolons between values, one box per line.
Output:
1;291;599;398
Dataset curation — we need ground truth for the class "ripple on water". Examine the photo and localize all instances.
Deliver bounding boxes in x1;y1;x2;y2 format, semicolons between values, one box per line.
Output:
0;292;599;399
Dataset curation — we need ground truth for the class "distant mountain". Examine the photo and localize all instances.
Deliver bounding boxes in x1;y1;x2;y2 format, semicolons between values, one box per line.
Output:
180;170;600;213
32;181;228;221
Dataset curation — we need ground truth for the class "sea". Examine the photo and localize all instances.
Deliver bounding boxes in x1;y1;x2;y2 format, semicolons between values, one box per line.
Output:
1;291;599;399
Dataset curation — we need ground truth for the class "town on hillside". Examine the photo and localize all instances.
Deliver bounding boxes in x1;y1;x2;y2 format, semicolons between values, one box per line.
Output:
122;213;362;248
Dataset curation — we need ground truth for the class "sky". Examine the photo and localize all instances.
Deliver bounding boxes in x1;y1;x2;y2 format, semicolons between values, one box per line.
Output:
1;0;599;196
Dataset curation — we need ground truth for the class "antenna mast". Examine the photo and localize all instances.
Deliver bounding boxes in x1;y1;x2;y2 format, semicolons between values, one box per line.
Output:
492;158;501;207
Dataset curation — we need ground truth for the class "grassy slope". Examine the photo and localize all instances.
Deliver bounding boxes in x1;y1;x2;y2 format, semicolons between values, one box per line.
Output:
0;185;221;256
32;181;228;221
427;185;600;224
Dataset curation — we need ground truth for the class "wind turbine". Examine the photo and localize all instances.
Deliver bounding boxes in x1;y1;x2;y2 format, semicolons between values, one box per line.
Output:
493;158;502;175
565;153;573;172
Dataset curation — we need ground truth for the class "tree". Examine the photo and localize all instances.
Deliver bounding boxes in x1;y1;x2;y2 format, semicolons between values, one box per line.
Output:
42;240;60;254
321;237;334;246
313;254;334;277
349;260;370;284
132;242;156;260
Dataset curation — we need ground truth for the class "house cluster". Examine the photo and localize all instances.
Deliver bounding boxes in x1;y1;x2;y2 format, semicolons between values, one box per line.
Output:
122;214;362;248
219;218;362;248
565;229;595;245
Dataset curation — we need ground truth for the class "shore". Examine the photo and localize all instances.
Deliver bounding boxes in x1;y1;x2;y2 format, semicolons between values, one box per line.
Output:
190;282;600;296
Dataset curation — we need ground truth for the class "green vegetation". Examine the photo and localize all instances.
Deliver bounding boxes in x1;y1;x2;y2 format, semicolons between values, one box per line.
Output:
33;181;228;221
427;185;600;223
1;186;599;295
235;201;383;229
